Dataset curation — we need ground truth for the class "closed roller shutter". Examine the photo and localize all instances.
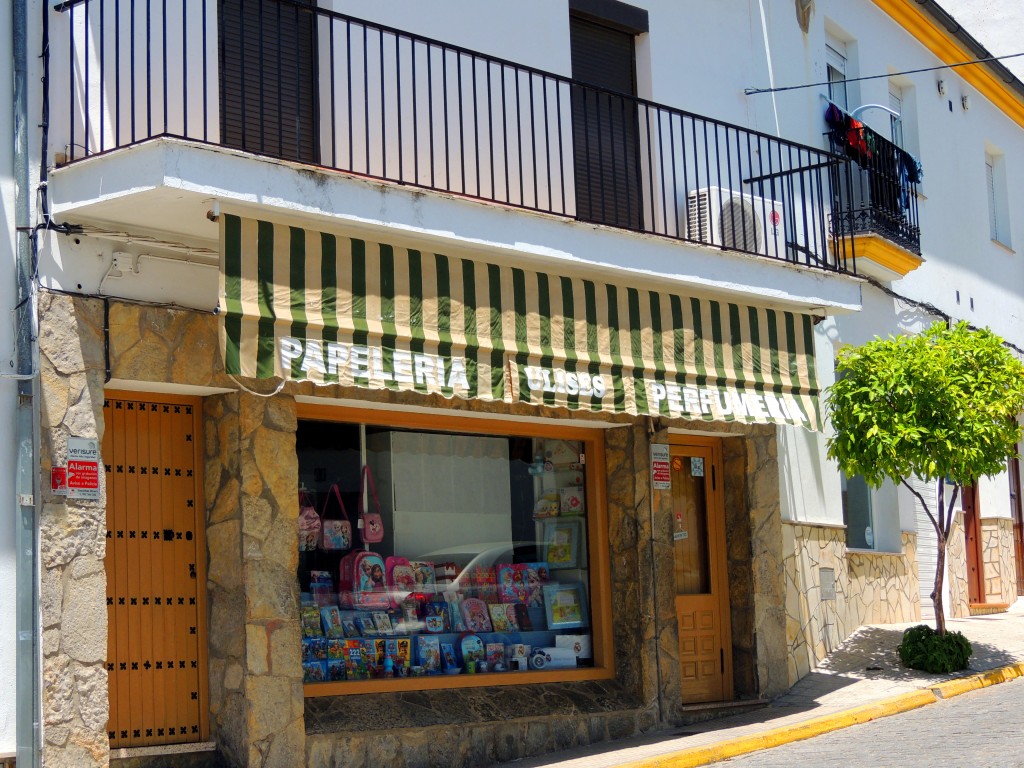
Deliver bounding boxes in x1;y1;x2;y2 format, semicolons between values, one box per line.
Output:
913;476;938;618
219;0;319;164
570;16;642;230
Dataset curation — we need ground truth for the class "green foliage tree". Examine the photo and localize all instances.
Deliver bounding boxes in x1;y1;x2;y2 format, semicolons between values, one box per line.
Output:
826;321;1024;635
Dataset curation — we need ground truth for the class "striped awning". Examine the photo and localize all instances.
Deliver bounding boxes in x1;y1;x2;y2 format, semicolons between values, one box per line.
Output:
220;215;821;430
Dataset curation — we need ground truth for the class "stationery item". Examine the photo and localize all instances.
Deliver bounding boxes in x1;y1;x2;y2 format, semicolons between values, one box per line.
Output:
309;571;336;608
488;603;514;633
417;636;441;673
301;605;323;638
386;556;416;608
496;563;530;604
320;484;352;551
320;605;345;638
358;465;385;544
460;598;493;633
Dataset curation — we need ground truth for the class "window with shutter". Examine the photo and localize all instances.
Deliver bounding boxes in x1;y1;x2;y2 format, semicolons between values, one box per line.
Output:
569;14;643;230
219;0;319;164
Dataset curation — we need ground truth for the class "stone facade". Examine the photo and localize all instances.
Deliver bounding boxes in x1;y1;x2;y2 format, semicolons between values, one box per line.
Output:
946;513;970;618
981;518;1017;605
846;533;921;626
782;524;919;686
38;292;111;768
35;291;831;768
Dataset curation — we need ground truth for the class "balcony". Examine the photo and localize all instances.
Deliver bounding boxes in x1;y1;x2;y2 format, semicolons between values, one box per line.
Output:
53;0;856;275
826;112;922;278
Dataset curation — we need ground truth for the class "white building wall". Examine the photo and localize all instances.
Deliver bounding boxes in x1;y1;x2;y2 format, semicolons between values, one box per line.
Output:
0;0;22;755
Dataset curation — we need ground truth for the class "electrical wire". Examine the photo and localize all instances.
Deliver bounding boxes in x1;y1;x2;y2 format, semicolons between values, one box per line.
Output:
745;51;1024;95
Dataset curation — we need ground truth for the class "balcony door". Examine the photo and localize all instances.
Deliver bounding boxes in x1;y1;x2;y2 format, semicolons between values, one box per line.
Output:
219;0;319;164
569;14;643;230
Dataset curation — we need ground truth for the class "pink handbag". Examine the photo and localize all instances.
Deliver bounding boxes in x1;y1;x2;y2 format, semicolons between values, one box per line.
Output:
359;465;385;544
297;491;321;552
319;484;352;551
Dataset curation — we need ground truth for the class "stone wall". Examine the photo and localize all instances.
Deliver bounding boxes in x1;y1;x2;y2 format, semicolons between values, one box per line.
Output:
38;292;110;768
782;524;921;686
37;291;799;767
846;533;920;626
947;513;970;618
981;518;1017;605
781;523;846;686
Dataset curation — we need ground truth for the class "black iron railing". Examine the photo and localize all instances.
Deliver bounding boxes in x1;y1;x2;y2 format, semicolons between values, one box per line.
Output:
826;120;921;255
56;0;855;273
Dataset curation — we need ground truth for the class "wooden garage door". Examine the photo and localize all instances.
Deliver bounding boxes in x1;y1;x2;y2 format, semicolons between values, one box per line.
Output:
103;393;209;749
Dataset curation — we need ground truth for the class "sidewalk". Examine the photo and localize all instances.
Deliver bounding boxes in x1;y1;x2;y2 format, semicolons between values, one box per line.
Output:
509;599;1024;768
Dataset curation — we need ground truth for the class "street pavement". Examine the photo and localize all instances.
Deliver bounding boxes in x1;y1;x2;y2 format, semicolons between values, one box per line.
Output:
508;599;1024;768
718;675;1024;767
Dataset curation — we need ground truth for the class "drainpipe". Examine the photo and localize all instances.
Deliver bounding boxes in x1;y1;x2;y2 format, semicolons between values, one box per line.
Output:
13;0;41;764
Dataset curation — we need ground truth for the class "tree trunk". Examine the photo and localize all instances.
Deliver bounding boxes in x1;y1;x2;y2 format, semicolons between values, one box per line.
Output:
933;533;947;636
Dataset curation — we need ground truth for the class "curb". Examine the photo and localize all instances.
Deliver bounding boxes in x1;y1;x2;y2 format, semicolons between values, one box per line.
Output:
615;662;1024;768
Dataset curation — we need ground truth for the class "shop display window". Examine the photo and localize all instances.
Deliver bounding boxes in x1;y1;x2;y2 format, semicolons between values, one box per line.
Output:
295;415;600;691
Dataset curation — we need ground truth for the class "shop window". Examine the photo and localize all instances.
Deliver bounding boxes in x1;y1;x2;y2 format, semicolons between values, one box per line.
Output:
295;411;605;691
841;471;875;549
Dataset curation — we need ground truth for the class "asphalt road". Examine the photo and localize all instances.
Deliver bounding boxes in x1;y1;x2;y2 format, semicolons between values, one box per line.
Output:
719;676;1024;767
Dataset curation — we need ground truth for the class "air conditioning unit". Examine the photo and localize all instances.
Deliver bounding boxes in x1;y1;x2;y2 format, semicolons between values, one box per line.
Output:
685;187;786;258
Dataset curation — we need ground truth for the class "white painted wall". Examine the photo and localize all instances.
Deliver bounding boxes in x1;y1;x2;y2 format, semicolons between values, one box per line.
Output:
0;0;22;754
35;0;1024;570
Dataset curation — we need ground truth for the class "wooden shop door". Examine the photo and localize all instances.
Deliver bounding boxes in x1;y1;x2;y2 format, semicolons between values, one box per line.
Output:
670;439;732;704
963;483;985;604
102;393;209;749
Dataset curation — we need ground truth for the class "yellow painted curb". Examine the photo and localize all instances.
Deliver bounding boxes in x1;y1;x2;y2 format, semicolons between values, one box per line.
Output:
615;690;937;768
930;662;1024;700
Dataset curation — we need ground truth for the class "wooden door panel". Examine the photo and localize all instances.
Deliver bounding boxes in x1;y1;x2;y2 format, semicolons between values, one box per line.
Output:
670;441;730;705
103;395;208;749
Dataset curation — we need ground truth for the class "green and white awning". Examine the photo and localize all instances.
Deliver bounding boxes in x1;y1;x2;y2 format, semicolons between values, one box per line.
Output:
220;215;821;429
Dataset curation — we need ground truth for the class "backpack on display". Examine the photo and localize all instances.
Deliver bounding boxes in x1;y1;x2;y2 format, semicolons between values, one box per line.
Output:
319;484;352;551
386;555;416;609
358;465;386;544
297;491;321;552
338;550;391;610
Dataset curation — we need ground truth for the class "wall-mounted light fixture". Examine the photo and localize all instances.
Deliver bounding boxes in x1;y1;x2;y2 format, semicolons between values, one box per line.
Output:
936;79;946;96
961;94;970;111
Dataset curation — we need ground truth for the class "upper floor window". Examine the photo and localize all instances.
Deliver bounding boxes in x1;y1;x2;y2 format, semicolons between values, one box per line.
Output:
888;83;904;147
826;40;849;111
986;148;1011;248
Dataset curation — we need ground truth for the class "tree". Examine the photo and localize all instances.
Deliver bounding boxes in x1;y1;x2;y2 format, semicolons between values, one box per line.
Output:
826;321;1024;635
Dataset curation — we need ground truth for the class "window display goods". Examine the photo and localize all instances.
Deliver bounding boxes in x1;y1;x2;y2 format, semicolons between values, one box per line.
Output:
296;421;595;687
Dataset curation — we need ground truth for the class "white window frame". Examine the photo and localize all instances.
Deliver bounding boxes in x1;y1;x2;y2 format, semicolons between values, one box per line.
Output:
986;148;1011;248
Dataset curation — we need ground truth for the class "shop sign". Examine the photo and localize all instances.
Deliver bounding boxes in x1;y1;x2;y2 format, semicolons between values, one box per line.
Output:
67;437;100;501
644;381;809;424
651;444;671;490
278;337;471;391
522;366;608;398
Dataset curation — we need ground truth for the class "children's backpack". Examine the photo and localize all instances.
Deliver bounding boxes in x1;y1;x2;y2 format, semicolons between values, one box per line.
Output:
297;491;321;552
386;555;416;609
338;550;391;610
359;465;385;544
319;484;352;551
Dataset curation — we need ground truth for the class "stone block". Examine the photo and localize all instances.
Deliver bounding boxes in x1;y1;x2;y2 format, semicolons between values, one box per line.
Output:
207;520;243;590
61;570;107;664
73;663;110;731
246;676;294;741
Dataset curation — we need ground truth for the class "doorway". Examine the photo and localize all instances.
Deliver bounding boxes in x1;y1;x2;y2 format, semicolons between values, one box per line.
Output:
103;393;209;748
962;484;985;604
669;438;732;703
